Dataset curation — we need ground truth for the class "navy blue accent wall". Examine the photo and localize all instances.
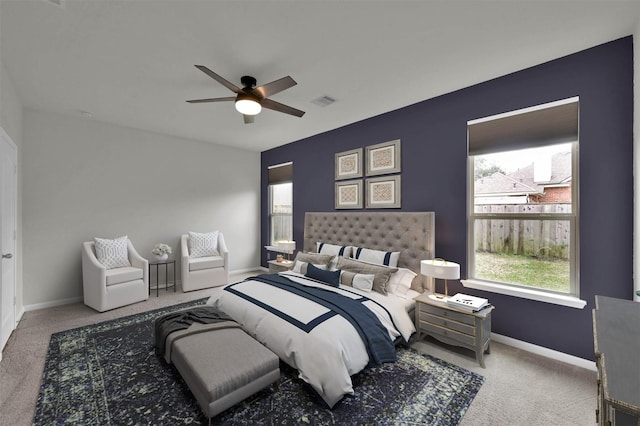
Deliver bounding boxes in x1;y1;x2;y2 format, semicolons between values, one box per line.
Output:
261;37;633;360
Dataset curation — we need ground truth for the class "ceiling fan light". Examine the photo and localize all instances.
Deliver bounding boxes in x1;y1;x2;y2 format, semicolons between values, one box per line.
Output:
235;98;262;115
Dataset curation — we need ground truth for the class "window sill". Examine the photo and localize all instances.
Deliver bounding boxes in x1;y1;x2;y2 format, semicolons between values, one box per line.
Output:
461;279;587;309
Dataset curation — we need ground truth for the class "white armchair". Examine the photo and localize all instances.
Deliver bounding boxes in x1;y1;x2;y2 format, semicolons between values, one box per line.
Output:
82;239;149;312
181;232;229;292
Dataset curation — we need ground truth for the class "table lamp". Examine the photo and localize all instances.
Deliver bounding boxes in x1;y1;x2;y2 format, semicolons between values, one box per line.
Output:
276;241;296;260
420;258;460;300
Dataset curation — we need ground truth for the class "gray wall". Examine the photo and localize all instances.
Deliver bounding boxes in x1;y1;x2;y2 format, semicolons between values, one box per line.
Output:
22;108;260;308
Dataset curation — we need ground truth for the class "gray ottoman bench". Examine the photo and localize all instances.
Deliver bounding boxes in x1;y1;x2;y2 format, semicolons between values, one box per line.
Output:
154;307;280;423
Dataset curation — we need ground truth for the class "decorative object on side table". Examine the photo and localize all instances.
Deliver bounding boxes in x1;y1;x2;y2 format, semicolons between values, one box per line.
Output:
420;258;460;300
152;243;172;262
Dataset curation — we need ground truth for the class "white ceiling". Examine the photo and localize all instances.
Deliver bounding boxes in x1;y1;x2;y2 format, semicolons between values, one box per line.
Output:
2;0;639;152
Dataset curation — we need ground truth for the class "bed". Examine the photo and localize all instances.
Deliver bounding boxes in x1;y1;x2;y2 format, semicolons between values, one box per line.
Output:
207;212;435;408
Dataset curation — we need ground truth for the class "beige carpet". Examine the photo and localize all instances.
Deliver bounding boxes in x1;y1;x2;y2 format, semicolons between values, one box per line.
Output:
0;271;596;426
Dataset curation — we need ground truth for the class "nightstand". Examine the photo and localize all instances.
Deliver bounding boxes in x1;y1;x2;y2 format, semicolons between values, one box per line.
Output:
268;259;294;273
414;292;494;368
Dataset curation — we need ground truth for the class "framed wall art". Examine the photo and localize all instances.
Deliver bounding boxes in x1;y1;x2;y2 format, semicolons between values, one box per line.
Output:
365;139;401;176
335;148;362;180
365;175;401;209
335;179;363;209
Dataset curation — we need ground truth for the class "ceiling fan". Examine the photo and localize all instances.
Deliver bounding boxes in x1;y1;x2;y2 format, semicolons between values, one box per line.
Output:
186;65;305;124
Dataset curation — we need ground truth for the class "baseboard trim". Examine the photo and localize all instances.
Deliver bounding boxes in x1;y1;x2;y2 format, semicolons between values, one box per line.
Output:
230;267;263;275
492;333;596;372
24;296;83;312
16;307;25;323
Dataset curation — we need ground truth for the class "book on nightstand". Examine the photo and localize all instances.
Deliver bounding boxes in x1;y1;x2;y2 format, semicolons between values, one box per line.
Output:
447;293;490;313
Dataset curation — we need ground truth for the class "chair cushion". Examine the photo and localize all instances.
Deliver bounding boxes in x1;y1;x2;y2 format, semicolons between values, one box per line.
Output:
106;266;143;286
189;256;225;272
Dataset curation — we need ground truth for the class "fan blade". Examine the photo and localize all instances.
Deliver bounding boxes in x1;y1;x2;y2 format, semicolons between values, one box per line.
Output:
186;96;236;103
194;65;241;94
262;98;305;117
253;76;297;98
243;114;255;124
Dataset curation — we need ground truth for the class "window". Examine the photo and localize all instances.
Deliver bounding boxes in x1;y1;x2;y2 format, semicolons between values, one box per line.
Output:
466;97;583;308
268;162;293;245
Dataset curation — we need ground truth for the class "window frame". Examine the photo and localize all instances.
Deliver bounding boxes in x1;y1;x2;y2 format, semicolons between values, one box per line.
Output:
464;98;585;309
268;182;293;245
267;162;293;246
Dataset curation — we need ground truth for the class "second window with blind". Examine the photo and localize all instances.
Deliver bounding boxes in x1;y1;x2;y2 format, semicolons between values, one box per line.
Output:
466;97;579;300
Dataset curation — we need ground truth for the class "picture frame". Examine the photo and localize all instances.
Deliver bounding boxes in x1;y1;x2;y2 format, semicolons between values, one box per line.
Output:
335;179;363;209
365;139;401;176
335;148;363;180
365;175;401;209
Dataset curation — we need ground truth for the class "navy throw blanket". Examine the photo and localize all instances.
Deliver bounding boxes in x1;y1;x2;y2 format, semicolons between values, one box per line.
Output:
154;306;232;356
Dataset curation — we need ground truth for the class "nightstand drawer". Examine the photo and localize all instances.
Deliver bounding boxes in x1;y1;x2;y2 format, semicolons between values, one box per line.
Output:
420;321;476;347
422;313;476;336
419;303;475;326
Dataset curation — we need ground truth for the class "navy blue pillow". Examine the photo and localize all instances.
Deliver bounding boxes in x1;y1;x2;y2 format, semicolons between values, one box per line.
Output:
305;263;340;287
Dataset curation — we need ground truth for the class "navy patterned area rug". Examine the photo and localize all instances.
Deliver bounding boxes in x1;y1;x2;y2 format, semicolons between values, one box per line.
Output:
34;299;484;425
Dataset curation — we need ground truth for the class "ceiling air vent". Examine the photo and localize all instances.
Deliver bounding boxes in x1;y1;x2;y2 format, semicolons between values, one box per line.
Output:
44;0;65;8
311;95;336;107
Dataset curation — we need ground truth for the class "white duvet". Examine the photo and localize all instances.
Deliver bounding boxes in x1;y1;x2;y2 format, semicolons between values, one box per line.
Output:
206;271;415;408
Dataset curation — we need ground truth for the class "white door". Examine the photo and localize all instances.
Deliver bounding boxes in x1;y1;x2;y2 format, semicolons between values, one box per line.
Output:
0;127;17;358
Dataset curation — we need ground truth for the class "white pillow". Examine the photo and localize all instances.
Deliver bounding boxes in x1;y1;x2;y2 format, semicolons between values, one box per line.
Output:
387;267;418;296
352;246;400;267
188;231;219;258
94;235;130;269
316;242;353;258
351;273;375;292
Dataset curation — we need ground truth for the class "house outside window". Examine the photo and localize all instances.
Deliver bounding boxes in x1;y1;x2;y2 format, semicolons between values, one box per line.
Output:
465;97;583;308
268;162;293;245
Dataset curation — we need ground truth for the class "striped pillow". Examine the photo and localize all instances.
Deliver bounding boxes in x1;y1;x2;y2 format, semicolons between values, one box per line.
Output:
352;246;400;267
336;256;397;295
316;242;352;258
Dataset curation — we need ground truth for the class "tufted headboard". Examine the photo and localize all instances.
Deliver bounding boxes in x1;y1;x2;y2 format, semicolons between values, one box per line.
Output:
303;212;435;292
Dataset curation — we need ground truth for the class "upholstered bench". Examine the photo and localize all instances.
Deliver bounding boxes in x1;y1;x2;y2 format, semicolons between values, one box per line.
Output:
154;307;280;423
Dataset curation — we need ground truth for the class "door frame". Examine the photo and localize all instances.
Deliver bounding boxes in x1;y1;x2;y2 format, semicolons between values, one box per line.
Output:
0;126;17;361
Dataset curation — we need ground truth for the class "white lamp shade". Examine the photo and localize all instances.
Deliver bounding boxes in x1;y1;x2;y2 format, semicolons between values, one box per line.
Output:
276;241;296;252
235;99;262;115
420;259;460;280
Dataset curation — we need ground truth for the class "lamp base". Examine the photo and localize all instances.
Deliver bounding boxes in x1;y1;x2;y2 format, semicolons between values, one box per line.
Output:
428;293;449;302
